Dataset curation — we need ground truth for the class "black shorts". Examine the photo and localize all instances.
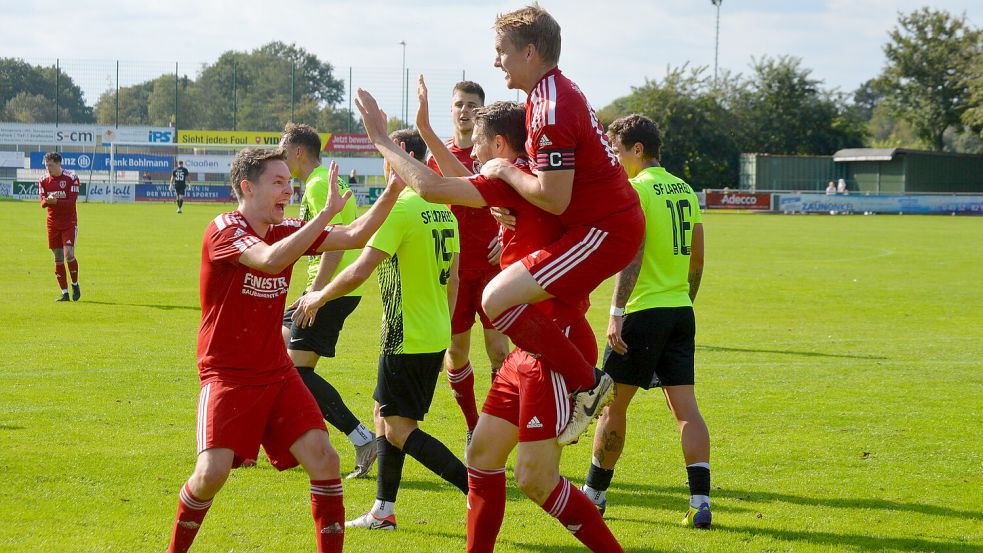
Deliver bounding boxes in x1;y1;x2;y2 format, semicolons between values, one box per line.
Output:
174;183;187;195
282;295;361;358
602;306;695;389
373;351;445;421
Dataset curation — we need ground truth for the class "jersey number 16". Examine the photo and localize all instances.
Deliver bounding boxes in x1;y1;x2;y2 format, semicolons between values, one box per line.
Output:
665;199;692;256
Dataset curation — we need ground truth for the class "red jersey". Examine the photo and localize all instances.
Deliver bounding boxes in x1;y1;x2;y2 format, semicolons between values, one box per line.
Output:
427;140;499;273
525;67;639;228
39;170;80;229
197;211;329;385
469;158;587;324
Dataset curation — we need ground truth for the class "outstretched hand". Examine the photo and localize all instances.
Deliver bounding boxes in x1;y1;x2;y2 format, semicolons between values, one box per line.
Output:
415;74;432;131
354;89;390;145
322;160;353;217
291;292;326;329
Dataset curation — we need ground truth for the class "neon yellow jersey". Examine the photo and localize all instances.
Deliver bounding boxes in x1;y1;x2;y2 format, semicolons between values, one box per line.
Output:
300;165;364;296
367;188;459;354
626;166;703;313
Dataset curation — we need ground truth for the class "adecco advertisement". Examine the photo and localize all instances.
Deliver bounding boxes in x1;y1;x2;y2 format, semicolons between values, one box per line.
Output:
777;193;983;215
706;191;772;210
135;184;236;203
0;123;173;146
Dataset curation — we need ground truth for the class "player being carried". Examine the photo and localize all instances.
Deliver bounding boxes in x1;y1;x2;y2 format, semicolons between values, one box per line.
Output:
292;128;469;532
579;114;713;529
476;3;645;445
166;148;404;553
419;79;509;443
279;123;378;479
353;82;623;552
38;152;82;302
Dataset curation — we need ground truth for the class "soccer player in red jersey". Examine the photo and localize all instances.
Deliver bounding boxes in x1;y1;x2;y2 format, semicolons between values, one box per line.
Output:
355;91;622;552
419;78;509;441
38;152;81;301
166;148;403;553
477;4;645;445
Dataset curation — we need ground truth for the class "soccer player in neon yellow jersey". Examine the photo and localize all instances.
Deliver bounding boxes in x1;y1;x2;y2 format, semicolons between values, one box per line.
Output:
292;129;469;531
279;123;377;479
579;114;713;529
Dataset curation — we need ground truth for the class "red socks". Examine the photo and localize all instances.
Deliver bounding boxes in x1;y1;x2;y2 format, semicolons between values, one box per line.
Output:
540;478;623;553
310;479;345;553
466;466;507;553
448;362;479;430
54;263;68;290
492;305;594;390
67;258;79;283
168;483;213;553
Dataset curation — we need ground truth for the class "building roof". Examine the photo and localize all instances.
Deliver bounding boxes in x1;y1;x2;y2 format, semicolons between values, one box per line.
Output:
833;148;901;162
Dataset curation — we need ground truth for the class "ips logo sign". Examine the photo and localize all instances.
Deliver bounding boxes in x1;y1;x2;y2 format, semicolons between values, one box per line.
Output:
148;131;174;143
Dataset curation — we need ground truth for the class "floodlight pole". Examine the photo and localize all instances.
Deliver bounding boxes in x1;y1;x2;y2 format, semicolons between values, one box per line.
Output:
400;40;407;124
712;0;722;87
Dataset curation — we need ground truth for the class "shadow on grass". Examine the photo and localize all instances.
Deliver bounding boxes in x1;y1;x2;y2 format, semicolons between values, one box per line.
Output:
83;300;199;311
606;481;982;522
698;344;888;360
711;523;981;553
399;525;662;553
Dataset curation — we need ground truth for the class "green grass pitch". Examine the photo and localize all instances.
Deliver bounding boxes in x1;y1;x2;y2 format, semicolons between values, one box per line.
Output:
1;200;981;552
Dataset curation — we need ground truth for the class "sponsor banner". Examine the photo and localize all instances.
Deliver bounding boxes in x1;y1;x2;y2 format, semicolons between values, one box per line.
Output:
0;123;173;146
0;151;24;168
29;152;172;172
135;183;236;203
777;193;983;215
178;129;330;147
325;133;376;152
13;180;39;200
706;191;772;210
176;154;234;173
84;183;134;203
0;181;12;197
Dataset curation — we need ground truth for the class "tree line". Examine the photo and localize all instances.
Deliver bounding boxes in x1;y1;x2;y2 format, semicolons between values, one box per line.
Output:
2;8;982;187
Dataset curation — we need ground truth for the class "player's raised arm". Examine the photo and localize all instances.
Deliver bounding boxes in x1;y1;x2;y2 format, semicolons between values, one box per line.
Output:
355;88;485;207
415;75;471;178
293;246;389;328
239;161;351;274
316;165;404;252
480;158;573;215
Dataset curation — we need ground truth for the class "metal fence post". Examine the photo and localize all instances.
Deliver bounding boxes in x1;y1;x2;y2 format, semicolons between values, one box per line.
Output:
291;62;296;122
115;60;120;128
348;66;353;133
232;60;237;131
174;62;179;132
55;59;60;126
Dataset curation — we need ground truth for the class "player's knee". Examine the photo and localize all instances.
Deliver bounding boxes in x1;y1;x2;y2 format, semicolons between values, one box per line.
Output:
480;288;503;321
383;423;412;450
514;458;555;501
51;248;64;263
192;463;231;492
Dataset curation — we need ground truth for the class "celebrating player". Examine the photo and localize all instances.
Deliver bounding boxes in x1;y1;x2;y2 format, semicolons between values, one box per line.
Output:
418;78;509;441
355;89;622;551
476;4;645;444
166;148;403;553
170;160;190;213
293;129;469;531
279;123;377;479
580;114;712;528
38;152;81;302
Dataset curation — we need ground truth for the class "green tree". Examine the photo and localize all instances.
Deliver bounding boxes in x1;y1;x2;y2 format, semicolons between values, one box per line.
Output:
599;65;741;189
3;92;70;123
94;81;154;125
0;57;93;123
880;8;982;151
737;55;866;155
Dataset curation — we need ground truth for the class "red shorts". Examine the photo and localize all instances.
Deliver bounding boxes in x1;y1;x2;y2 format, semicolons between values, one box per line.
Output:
451;269;499;334
47;225;77;250
482;318;597;441
196;372;326;470
520;211;644;305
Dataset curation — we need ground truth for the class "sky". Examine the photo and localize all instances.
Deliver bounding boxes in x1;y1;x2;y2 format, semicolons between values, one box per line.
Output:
4;0;982;136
